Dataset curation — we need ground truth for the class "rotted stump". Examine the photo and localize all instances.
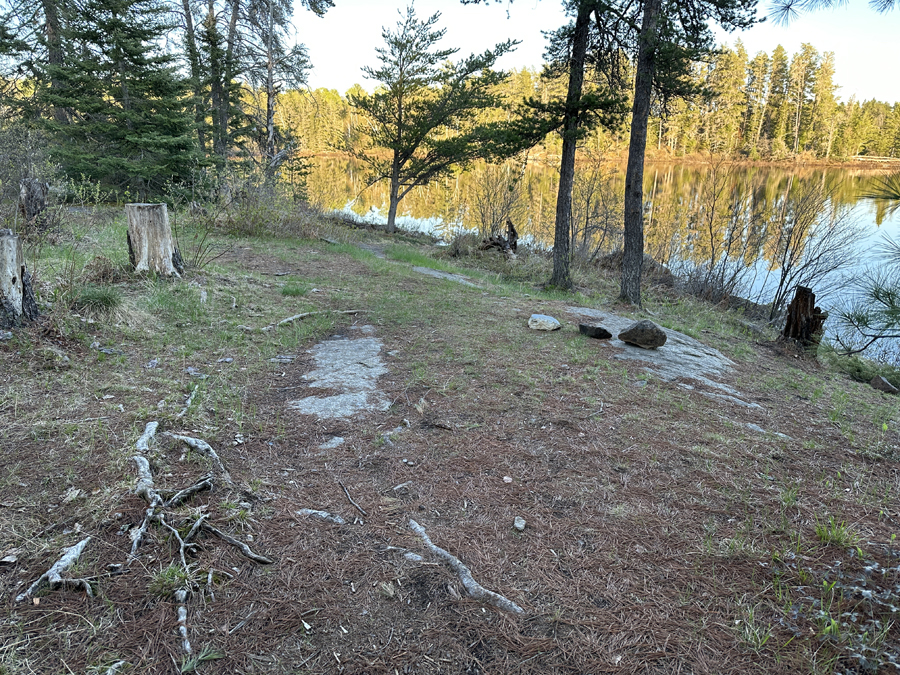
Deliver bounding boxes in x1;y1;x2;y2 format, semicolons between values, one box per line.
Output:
0;229;40;328
782;285;828;347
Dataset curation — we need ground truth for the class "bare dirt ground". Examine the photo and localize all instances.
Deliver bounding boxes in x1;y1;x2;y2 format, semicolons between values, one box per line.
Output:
2;232;899;674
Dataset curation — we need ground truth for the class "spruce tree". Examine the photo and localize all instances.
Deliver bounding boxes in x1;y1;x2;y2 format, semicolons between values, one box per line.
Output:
40;0;198;198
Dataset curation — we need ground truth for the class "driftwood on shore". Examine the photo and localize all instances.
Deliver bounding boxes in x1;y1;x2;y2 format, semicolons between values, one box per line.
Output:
479;220;518;259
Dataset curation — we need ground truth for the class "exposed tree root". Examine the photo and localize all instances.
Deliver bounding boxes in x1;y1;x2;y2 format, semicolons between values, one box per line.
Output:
274;308;366;328
177;385;200;419
201;523;273;564
103;660;128;675
135;421;158;453
296;508;346;525
175;588;191;654
409;519;524;615
168;434;232;484
165;476;213;509
16;537;93;602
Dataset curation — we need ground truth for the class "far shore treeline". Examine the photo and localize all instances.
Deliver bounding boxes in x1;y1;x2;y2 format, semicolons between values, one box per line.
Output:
286;42;899;165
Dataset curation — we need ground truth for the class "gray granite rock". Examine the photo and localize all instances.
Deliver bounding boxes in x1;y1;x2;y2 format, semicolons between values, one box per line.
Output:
514;516;526;531
579;323;612;339
528;314;561;331
618;320;667;349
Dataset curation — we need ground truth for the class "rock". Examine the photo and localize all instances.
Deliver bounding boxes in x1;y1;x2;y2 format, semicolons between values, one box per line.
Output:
618;320;667;349
870;375;899;395
514;516;526;532
217;357;233;363
0;331;11;341
503;476;513;484
528;314;561;331
579;323;612;339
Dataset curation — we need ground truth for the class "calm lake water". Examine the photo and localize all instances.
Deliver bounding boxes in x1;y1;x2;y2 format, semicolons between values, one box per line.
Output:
307;156;899;355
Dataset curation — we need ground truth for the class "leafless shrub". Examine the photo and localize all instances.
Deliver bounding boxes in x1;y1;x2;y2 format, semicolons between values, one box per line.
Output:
750;182;863;321
570;151;623;262
468;158;527;239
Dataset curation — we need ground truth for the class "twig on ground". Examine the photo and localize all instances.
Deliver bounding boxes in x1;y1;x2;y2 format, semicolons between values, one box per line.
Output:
201;523;273;564
338;481;368;517
275;309;365;328
135;421;158;453
168;434;232;484
174;588;191;654
409;519;524;615
16;537;93;602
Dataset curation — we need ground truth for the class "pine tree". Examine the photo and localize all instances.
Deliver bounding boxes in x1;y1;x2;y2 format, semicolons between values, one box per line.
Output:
39;0;198;198
348;5;517;232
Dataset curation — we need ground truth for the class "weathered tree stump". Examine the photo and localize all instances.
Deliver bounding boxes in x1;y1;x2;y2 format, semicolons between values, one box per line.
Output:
782;285;828;347
125;203;184;277
19;178;49;224
0;229;40;328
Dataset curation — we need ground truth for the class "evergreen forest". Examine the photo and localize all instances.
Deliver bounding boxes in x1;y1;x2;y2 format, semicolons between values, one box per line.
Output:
1;0;898;203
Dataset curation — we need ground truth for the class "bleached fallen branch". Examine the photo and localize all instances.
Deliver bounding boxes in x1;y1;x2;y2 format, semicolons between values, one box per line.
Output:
169;434;232;484
275;309;366;328
135;421;158;453
201;523;273;564
409;520;524;615
16;537;93;602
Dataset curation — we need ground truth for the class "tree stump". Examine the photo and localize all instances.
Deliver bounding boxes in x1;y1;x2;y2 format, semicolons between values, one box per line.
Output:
782;285;828;347
0;229;40;328
125;203;184;277
19;179;50;225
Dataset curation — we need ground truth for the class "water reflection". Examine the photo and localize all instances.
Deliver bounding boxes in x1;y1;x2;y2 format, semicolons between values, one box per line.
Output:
307;156;898;245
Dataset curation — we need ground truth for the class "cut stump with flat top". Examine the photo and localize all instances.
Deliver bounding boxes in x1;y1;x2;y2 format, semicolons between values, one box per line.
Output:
126;203;184;277
0;229;39;328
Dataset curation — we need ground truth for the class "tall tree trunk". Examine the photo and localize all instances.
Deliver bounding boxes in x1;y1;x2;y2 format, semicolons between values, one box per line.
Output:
182;0;207;152
549;1;590;290
41;0;67;125
264;0;276;178
620;0;661;306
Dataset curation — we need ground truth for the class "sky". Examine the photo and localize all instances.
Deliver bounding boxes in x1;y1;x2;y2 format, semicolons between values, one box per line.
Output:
297;1;900;104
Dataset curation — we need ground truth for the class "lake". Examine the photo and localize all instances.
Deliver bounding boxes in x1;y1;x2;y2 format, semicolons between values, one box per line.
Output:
306;156;899;356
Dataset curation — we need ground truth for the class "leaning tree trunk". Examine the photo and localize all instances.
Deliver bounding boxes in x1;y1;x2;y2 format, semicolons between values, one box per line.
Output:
782;285;828;348
125;204;184;277
0;229;40;328
620;0;661;307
